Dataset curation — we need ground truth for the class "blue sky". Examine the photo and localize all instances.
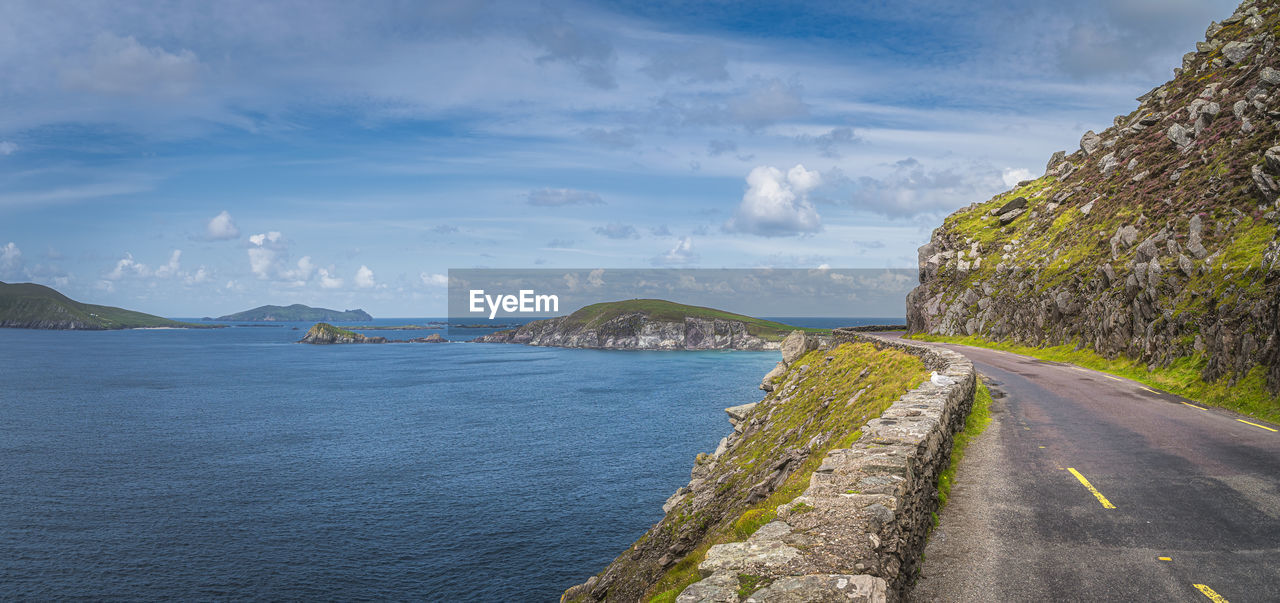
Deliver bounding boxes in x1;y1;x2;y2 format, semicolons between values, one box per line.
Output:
0;0;1236;316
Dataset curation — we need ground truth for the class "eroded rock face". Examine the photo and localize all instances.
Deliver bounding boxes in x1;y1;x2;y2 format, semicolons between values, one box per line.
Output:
299;323;386;344
781;330;819;364
906;0;1280;394
473;315;780;350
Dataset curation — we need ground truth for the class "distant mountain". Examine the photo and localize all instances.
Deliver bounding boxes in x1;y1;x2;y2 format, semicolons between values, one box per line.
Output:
213;304;372;322
474;298;822;350
0;281;211;330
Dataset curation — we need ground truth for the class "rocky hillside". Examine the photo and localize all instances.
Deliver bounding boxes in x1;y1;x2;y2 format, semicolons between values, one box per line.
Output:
474;299;817;350
214;304;372;322
0;281;211;330
562;332;929;602
908;0;1280;398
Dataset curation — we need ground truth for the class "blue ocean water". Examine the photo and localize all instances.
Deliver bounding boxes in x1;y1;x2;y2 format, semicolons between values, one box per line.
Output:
0;317;894;601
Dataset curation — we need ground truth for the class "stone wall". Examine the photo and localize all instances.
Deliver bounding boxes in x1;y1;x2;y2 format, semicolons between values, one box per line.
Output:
674;331;975;603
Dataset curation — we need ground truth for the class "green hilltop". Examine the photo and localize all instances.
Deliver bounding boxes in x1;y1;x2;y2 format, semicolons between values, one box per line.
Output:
0;281;212;330
214;304;372;322
560;298;825;342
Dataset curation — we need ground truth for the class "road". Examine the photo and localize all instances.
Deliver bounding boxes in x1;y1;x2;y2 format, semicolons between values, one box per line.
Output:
904;340;1280;603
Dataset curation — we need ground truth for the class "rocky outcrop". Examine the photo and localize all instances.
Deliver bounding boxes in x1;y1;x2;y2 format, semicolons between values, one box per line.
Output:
474;314;781;351
299;322;387;344
907;0;1280;393
562;332;974;603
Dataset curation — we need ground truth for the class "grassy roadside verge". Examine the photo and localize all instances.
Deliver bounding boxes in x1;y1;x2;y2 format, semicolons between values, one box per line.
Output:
936;381;993;512
908;334;1280;425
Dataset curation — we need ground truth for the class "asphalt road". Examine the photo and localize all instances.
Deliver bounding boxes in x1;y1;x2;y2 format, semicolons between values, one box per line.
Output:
905;340;1280;603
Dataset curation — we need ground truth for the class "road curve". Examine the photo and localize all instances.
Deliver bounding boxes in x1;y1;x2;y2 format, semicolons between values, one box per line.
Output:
902;338;1280;603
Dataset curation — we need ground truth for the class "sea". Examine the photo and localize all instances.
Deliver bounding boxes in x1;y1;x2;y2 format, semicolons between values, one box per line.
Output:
0;317;895;601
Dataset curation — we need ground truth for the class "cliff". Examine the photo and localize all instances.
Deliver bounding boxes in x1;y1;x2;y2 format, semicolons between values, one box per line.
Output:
473;299;814;350
0;281;212;330
215;304;372;322
562;331;960;602
907;0;1280;400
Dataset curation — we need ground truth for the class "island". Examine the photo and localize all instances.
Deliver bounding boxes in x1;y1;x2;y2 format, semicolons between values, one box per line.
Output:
299;322;447;344
472;299;824;350
212;304;372;322
0;281;218;330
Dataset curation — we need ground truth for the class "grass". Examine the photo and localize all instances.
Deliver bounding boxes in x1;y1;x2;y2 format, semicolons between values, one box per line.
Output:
638;343;927;601
0;281;213;329
909;334;1280;424
937;382;993;508
559;298;829;341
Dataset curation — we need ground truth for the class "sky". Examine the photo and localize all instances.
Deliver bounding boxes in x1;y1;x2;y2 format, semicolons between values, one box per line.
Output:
0;0;1239;317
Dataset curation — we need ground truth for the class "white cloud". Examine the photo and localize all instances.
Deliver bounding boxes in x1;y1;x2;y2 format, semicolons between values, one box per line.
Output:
0;142;17;156
318;268;343;289
652;236;699;266
840;158;1008;218
153;250;182;278
724;164;822;237
106;252;152;280
205;210;240;240
1;242;23;279
420;272;448;287
61;33;200;98
247;231;285;279
592;223;639;239
355;265;376;288
1001;167;1035;187
185;267;210;284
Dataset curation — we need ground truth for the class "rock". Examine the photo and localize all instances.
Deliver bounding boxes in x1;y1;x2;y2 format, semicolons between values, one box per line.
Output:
780;330;818;364
675;571;739;603
409;333;447;343
1045;151;1066;174
1167;123;1193;148
1265;146;1280;174
744;574;888;603
1206;21;1223;39
726;402;758;425
760;362;787;391
1252;164;1278;200
1110;225;1139;258
993;196;1027;216
1222;41;1253;64
1179;254;1195;277
1234;99;1249;119
1079;130;1102;156
998;207;1026;225
299;323;387;344
1188;215;1209;259
1080;199;1095;215
1263;67;1280;86
1098;152;1119;175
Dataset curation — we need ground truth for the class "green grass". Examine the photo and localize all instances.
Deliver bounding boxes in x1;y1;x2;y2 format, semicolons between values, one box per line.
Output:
0;281;212;329
560;298;828;341
909;334;1280;424
937;382;993;508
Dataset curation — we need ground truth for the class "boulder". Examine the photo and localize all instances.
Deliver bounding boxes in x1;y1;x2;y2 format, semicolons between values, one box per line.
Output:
1167;123;1193;148
1188;215;1209;259
993;196;1027;216
998;207;1026;224
780;330;818;364
759;361;787;391
1045;150;1066;174
1263;67;1280;86
1080;130;1102;156
1222;41;1254;64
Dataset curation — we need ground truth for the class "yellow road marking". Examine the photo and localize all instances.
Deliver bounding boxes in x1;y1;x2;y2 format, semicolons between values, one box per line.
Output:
1102;374;1123;382
1236;419;1278;432
1067;467;1116;509
1038;446;1046;449
1158;556;1172;561
1139;386;1158;394
1182;402;1207;411
1193;584;1229;602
